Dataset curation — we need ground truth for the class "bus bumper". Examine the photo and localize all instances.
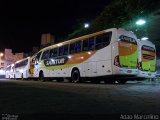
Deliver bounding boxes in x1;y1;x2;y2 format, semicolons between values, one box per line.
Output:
115;67;138;76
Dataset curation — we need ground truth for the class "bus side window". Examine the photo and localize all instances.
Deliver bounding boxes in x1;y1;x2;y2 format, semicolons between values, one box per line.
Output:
59;46;64;56
41;50;50;60
95;32;112;50
70;43;75;54
96;35;103;50
35;52;42;64
50;48;58;58
24;59;28;66
64;45;69;55
82;39;89;51
102;32;112;46
75;41;81;53
88;37;95;51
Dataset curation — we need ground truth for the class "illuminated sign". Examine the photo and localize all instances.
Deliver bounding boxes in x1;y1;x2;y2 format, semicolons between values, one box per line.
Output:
142;45;155;52
119;35;137;45
44;57;68;66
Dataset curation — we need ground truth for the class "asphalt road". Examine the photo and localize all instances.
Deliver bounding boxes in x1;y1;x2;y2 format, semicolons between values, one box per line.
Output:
0;79;160;119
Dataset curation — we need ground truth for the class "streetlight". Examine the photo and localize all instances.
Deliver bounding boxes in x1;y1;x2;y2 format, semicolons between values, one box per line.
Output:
141;37;149;40
84;23;90;28
135;19;148;39
136;19;146;25
0;53;4;57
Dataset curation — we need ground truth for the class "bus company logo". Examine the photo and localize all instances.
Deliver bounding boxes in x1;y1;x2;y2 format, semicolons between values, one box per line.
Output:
142;45;155;52
120;35;137;44
44;57;68;66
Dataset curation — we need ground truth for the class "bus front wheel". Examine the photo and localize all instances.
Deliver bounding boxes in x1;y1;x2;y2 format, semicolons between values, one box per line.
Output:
39;71;45;82
21;74;24;80
71;69;81;83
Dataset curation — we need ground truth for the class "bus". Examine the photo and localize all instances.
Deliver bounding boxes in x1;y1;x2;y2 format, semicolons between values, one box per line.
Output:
137;39;156;79
14;57;34;79
33;28;138;83
5;64;15;79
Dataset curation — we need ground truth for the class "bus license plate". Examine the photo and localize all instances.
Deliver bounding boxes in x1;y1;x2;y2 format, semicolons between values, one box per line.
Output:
127;70;132;73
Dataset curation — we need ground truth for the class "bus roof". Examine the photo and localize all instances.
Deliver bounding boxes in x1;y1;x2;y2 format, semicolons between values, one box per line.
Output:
38;28;137;52
138;39;155;48
15;57;31;64
41;28;119;52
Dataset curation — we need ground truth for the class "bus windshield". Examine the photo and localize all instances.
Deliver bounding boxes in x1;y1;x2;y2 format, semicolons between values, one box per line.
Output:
119;35;138;69
141;45;156;72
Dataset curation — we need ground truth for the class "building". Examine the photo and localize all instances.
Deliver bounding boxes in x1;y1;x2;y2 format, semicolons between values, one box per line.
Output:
41;33;55;48
0;48;26;77
4;49;24;62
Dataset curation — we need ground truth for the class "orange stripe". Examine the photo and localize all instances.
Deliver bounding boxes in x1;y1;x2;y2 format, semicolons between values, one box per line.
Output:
119;42;137;56
66;51;96;64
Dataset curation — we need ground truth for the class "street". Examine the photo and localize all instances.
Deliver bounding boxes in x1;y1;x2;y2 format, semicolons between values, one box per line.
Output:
0;79;160;119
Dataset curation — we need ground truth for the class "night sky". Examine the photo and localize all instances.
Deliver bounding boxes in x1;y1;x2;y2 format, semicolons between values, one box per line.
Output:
0;0;111;53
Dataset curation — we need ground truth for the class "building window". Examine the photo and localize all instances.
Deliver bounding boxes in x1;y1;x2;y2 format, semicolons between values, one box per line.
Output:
1;63;4;66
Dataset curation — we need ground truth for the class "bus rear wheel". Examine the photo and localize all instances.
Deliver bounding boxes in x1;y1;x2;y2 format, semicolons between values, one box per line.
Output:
39;71;45;82
71;69;81;83
104;80;115;84
117;79;127;84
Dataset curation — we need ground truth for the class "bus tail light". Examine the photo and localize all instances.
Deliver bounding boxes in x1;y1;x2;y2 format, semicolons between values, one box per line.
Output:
138;62;142;70
114;55;121;67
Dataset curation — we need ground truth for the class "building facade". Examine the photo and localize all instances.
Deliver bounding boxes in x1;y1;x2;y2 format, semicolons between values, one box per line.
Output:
0;49;25;77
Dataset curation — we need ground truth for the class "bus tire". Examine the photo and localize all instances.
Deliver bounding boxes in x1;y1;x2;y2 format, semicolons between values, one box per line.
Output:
104;80;115;84
117;79;127;84
71;69;81;83
14;75;16;80
39;71;45;82
92;78;100;84
21;74;24;80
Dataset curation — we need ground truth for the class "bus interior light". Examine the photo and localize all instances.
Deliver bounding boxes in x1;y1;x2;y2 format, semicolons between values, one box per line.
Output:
87;52;91;55
68;55;72;59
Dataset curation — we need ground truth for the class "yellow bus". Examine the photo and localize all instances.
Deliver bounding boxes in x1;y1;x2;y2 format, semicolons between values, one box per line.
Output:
33;28;138;83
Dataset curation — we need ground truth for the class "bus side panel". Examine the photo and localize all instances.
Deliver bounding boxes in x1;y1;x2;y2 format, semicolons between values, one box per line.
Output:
96;46;112;76
111;42;119;74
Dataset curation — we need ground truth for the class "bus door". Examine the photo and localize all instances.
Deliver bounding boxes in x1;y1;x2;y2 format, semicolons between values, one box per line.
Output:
34;52;42;77
29;57;36;77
